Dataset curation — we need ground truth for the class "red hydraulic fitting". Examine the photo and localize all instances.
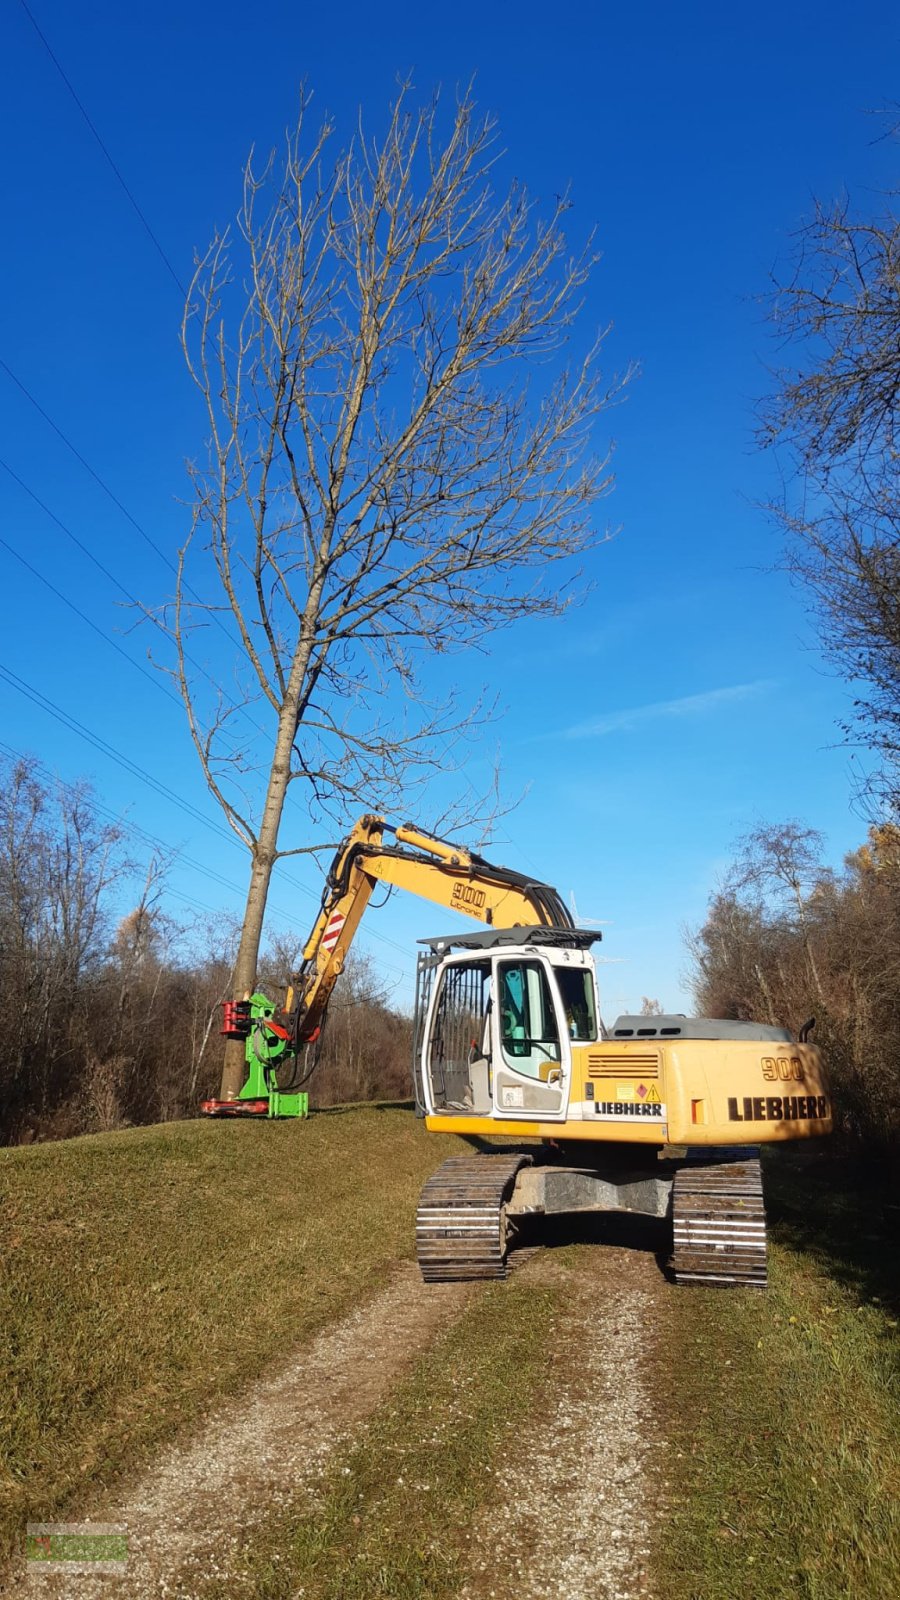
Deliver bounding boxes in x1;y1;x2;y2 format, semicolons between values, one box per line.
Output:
221;999;252;1039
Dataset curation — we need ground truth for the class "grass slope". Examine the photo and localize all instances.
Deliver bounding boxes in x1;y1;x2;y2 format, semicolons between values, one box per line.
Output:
660;1147;900;1600
0;1106;460;1565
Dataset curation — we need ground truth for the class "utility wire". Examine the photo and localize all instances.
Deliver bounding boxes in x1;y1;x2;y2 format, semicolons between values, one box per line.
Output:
0;718;412;968
0;442;514;923
7;10;512;937
0;471;410;963
0;452;523;951
0;737;242;899
0;737;325;953
0;358;182;576
0;733;411;971
0;454;416;895
0;453;270;757
0;661;240;846
17;0;188;298
0;357;263;675
0;531;185;711
0;360;177;572
1;453;151;606
7;735;410;993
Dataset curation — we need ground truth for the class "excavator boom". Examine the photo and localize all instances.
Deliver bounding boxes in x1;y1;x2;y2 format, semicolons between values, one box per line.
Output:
202;813;572;1119
286;814;572;1047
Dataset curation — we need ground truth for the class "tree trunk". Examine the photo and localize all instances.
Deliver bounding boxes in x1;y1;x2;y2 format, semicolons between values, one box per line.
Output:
218;849;277;1099
217;620;320;1100
218;785;291;1098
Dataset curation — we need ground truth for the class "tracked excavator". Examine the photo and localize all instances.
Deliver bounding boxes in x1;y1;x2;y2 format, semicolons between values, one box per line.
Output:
202;814;832;1288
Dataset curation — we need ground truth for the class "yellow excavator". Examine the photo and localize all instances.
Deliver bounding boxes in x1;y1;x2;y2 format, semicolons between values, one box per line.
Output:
202;814;832;1288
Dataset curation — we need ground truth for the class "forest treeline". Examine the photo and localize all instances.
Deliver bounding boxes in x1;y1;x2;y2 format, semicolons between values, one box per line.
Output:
689;821;900;1151
0;757;411;1144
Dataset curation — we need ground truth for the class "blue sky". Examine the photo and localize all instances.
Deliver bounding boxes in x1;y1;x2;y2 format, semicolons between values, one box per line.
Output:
1;0;897;1017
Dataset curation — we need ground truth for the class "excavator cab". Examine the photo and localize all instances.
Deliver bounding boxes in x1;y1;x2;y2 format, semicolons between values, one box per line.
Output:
413;927;602;1124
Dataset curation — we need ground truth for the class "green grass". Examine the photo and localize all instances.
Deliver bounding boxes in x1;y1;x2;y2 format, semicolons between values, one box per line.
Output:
0;1106;462;1566
658;1147;900;1600
189;1264;563;1600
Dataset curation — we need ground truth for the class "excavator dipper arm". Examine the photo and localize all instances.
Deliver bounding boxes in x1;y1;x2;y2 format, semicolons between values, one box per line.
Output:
282;813;572;1048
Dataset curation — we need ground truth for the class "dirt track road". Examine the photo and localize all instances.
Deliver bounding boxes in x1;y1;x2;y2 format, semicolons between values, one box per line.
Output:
16;1242;667;1599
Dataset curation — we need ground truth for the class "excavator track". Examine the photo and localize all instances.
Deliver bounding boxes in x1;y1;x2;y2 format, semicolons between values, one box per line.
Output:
416;1153;533;1282
671;1155;767;1289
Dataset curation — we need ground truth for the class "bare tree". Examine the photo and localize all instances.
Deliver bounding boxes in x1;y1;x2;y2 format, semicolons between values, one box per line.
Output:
0;759;127;1120
762;158;900;812
172;85;629;1099
728;821;830;1009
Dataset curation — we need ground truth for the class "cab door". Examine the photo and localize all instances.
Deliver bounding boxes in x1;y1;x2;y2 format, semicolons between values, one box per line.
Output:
491;955;570;1122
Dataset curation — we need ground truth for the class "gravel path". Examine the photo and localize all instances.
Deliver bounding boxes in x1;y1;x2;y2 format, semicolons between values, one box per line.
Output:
13;1263;471;1598
14;1238;669;1599
460;1244;664;1600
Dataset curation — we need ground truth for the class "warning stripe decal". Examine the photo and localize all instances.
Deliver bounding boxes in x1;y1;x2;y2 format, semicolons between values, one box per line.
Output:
321;911;346;952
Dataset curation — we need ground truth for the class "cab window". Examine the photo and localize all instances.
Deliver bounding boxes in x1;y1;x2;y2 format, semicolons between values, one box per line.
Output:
555;967;598;1041
498;961;561;1078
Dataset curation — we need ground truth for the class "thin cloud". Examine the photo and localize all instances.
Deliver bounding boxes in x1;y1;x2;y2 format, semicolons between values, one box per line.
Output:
558;680;775;740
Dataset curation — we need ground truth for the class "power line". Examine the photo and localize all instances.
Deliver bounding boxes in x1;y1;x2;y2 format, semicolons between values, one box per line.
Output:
0;531;185;711
8;13;280;739
0;735;294;918
1;737;410;1000
0;454;437;919
1;452;153;607
3;20;497;956
0;443;510;931
0;357;264;675
0;475;412;964
0;660;240;846
0;464;515;961
0;356;188;581
0;739;227;924
0;734;411;974
0;721;412;971
17;0;187;298
0;453;271;758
